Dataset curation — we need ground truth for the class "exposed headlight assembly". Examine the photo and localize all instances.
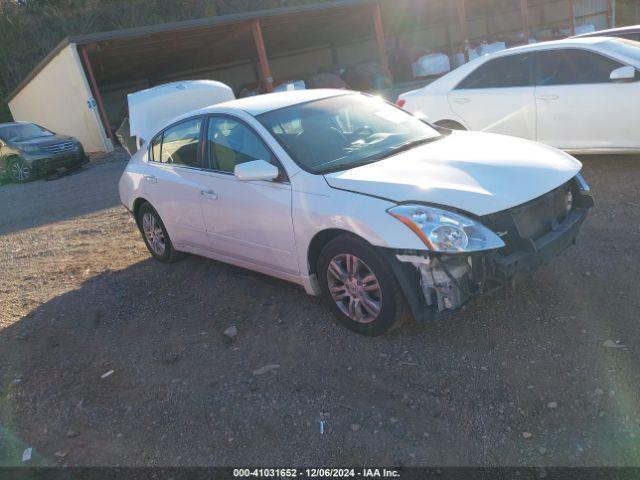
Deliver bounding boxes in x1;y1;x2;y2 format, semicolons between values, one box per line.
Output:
388;204;505;253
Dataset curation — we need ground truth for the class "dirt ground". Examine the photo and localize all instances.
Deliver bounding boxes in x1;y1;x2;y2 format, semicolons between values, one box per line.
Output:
0;150;639;467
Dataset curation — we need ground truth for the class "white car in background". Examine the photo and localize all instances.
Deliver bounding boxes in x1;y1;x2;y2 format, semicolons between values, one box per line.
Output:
119;90;593;336
398;37;640;154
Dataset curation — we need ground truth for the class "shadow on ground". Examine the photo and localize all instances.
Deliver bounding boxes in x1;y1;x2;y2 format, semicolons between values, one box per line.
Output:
1;155;640;467
0;155;127;236
2;246;640;466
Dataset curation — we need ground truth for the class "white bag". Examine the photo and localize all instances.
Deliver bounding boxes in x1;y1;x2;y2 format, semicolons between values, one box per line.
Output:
477;41;507;56
274;80;306;92
411;53;451;78
450;48;479;69
575;24;596;35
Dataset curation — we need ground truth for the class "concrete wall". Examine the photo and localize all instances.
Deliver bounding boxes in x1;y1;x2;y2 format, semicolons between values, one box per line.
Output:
8;44;111;153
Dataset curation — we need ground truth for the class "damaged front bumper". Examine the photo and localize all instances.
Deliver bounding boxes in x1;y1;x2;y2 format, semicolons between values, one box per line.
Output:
382;178;593;322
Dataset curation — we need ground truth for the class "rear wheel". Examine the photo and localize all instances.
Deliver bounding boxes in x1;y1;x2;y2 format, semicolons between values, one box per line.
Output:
317;234;407;336
136;202;185;263
8;158;33;183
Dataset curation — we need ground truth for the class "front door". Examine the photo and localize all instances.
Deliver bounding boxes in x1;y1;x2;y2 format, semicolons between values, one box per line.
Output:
197;115;299;275
448;52;536;140
534;48;640;150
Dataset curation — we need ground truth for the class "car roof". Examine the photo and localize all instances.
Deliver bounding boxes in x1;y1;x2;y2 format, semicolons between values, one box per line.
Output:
574;24;640;37
212;88;351;116
496;36;614;55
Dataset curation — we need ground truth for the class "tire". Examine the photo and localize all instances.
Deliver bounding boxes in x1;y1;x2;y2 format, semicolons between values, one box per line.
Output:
8;158;33;183
136;202;186;263
434;120;466;131
317;234;407;336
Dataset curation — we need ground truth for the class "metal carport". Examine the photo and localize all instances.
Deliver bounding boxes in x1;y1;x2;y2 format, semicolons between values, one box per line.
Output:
7;0;614;153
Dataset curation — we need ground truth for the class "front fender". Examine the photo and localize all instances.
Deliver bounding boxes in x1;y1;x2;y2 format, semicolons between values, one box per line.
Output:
292;184;428;277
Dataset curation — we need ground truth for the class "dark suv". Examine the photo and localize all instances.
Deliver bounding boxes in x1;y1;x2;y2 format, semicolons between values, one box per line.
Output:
0;122;88;183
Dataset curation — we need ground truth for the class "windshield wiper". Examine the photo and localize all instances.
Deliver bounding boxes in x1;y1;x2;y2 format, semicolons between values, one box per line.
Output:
316;135;442;174
373;136;441;160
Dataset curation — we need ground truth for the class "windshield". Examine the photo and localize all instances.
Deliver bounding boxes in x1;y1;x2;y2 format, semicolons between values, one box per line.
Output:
0;123;53;142
257;94;441;174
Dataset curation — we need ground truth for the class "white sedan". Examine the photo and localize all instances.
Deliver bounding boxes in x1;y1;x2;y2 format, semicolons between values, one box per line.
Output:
119;89;593;335
398;37;640;154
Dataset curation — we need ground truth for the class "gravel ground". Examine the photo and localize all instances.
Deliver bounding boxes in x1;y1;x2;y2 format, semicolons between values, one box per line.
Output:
0;151;639;467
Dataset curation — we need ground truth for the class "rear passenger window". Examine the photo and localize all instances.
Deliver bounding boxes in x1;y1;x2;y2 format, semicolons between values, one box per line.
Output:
149;118;202;167
536;49;624;85
150;135;162;162
160;118;202;167
456;53;532;89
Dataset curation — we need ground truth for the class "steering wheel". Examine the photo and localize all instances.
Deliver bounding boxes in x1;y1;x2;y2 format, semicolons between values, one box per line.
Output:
352;126;374;139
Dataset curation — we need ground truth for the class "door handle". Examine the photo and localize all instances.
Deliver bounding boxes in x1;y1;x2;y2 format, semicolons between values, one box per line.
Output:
452;97;470;104
200;189;218;200
144;175;157;183
537;94;559;101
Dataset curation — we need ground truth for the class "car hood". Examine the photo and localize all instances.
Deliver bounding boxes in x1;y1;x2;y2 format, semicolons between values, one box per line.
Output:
324;131;582;216
13;134;74;147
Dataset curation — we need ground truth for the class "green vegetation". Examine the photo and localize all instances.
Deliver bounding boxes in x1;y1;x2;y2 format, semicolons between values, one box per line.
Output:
0;0;330;120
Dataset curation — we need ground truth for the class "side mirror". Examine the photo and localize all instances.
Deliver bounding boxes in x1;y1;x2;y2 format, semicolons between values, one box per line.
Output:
610;65;636;81
234;159;279;181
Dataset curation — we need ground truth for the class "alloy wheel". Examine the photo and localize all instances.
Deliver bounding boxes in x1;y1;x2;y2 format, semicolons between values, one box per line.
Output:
9;160;31;182
326;253;382;324
142;212;166;256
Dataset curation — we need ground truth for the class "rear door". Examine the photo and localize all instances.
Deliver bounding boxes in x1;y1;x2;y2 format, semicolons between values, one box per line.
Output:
448;52;536;139
142;117;208;249
534;48;640;150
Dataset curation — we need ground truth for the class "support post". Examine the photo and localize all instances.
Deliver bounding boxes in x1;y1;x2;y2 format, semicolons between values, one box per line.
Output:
456;0;469;63
80;46;116;145
568;0;576;36
372;4;391;79
251;20;273;93
520;0;530;44
606;0;613;28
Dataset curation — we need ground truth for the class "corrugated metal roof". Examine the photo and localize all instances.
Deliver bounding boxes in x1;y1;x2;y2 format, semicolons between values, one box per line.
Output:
8;0;378;101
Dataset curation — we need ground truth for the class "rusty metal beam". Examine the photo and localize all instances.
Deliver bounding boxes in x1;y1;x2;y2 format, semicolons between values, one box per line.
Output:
251;19;273;93
606;0;613;28
456;0;469;63
568;0;576;36
372;4;391;80
521;0;530;44
80;46;116;145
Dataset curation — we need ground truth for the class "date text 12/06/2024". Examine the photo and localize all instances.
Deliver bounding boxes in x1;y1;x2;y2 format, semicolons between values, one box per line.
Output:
233;468;400;478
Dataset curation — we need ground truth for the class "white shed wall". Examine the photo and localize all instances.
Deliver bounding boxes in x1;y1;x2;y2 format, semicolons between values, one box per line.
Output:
8;44;112;153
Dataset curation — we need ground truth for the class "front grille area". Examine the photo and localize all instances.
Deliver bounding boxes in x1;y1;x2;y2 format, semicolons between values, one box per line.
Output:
482;181;575;255
43;141;75;153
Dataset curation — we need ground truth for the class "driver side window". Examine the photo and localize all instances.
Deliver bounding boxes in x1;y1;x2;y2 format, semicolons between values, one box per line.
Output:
535;49;625;85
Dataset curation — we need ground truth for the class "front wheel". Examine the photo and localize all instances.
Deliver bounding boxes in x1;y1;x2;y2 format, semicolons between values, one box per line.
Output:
8;158;33;183
317;235;407;336
136;202;185;263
